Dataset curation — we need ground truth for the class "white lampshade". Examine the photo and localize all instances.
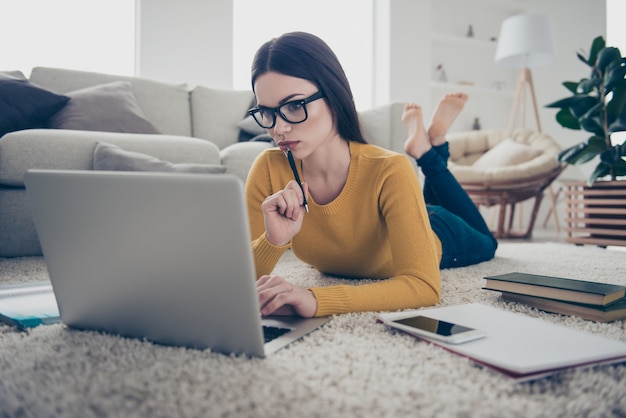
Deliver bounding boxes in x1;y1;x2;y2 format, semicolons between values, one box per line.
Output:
495;14;556;68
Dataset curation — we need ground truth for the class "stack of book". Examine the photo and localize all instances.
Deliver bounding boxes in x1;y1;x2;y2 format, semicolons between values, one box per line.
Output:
483;272;626;323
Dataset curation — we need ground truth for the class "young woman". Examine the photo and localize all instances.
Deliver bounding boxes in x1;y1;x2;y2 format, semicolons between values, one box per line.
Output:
245;32;497;318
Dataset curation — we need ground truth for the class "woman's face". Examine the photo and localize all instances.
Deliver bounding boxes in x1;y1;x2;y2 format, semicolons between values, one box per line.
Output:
253;72;338;158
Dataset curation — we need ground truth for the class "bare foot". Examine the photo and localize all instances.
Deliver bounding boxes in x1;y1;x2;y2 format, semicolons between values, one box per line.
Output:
428;92;468;146
402;103;431;159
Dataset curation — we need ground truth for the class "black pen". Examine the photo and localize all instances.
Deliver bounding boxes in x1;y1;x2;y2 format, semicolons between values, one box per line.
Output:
286;148;309;213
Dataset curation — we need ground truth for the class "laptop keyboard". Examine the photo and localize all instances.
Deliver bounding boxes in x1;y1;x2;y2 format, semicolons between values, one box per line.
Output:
262;325;291;343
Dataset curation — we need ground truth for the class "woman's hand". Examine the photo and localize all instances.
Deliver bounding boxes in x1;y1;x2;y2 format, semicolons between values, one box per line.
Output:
262;180;309;246
257;274;317;317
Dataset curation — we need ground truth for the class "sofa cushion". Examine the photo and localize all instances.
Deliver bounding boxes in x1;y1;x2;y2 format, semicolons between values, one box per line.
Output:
1;70;27;80
0;129;223;187
48;82;161;134
29;67;191;137
93;142;226;174
191;86;254;149
0;74;70;138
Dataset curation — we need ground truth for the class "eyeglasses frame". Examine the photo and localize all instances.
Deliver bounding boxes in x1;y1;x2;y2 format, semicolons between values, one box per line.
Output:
248;91;325;129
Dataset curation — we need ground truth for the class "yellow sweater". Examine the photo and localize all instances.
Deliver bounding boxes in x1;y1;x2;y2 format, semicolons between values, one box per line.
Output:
245;141;442;317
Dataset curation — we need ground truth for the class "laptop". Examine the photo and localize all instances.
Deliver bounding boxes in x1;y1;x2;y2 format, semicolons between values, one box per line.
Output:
24;169;330;357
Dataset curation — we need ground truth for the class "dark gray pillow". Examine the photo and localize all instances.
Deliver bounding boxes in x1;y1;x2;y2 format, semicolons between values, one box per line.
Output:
93;142;226;174
0;73;70;137
49;82;160;134
237;115;266;136
237;114;268;142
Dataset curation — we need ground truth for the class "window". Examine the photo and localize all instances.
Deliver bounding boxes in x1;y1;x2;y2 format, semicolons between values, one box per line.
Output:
606;0;626;52
233;0;374;110
0;0;135;77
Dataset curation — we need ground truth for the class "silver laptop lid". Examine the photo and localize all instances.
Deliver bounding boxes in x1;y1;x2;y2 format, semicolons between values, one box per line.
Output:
25;169;266;356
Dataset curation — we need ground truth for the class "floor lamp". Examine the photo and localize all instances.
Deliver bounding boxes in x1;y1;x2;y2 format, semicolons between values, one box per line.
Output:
495;14;556;132
494;14;560;231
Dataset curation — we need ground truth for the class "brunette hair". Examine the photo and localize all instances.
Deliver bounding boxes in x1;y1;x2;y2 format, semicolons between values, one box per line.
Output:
251;32;367;144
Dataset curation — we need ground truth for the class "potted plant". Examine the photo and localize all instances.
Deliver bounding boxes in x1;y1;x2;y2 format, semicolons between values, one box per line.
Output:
546;36;626;247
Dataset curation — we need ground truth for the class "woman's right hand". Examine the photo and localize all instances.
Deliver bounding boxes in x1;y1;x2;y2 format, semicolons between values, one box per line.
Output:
261;180;309;246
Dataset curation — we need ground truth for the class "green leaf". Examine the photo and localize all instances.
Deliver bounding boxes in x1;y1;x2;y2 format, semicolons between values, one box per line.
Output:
545;95;598;117
613;158;626;177
558;142;602;165
555;108;581;130
563;81;579;94
558;143;585;163
588;36;606;66
597;47;621;74
578;78;601;94
588;162;611;185
603;61;626;91
580;113;605;136
600;145;624;164
577;52;590;66
608;118;626;133
607;79;626;127
588;135;609;150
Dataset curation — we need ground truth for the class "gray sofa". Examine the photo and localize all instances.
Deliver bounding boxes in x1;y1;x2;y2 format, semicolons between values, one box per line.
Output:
0;67;407;257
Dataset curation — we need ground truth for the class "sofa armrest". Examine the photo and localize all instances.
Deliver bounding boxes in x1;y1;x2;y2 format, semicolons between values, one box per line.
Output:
0;129;222;187
359;102;407;153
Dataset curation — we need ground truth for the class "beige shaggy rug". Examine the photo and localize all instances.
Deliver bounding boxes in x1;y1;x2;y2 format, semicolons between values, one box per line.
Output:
0;242;625;418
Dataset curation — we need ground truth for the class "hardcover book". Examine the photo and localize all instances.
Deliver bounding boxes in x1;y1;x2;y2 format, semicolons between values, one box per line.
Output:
501;292;626;323
0;281;60;329
483;272;626;306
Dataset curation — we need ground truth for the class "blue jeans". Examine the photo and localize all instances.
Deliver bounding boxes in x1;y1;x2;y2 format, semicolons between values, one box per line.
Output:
417;144;498;269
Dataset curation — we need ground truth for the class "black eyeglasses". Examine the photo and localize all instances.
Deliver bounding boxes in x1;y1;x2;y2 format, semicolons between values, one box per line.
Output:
248;91;325;129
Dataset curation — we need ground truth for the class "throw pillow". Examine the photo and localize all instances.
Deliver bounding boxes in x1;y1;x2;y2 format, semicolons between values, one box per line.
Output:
472;138;542;169
48;82;161;134
0;73;70;138
237;114;268;142
93;142;227;174
238;114;266;136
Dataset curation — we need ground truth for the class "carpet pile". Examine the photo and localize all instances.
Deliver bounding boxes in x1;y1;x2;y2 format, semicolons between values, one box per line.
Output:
0;242;625;417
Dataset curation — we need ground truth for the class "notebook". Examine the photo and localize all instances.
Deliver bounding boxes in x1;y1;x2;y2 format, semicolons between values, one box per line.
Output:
24;169;329;357
378;303;626;382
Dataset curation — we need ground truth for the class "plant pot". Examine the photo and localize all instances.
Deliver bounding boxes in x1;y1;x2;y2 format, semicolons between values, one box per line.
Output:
564;180;626;247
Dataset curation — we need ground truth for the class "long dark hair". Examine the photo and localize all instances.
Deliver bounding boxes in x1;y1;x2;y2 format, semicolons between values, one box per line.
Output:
251;32;367;144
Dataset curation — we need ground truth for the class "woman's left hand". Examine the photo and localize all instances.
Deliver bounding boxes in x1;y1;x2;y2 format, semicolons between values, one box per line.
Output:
257;274;317;317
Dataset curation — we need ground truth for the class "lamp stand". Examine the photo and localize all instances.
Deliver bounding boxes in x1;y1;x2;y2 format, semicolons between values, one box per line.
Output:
508;67;541;132
507;67;561;233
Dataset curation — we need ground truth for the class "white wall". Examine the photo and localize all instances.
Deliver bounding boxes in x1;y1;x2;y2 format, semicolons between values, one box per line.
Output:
136;0;233;88
136;0;606;177
375;0;604;181
526;0;606;181
375;0;431;106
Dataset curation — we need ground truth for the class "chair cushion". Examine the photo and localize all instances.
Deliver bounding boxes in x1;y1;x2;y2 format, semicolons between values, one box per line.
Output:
472;137;541;168
447;129;562;184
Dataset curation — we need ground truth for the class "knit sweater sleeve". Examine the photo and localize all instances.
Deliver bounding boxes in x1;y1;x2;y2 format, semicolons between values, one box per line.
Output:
244;150;290;277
